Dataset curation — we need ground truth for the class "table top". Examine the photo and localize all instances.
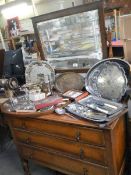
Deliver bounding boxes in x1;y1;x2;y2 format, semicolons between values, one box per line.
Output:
1;100;127;130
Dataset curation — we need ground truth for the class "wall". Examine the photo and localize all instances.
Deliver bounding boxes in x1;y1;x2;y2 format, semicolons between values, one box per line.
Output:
36;0;83;15
29;0;82;34
20;18;34;32
19;0;83;34
0;0;83;50
0;0;83;29
107;0;131;14
84;0;131;15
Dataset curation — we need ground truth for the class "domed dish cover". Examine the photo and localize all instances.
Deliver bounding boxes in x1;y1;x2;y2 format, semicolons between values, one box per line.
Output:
85;59;129;101
25;61;55;84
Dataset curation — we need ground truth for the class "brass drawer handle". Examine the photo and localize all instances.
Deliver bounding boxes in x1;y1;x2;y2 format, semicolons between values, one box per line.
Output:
28;152;33;159
26;137;31;144
21;122;26;129
83;168;88;175
24;151;33;159
75;131;81;141
80;148;84;159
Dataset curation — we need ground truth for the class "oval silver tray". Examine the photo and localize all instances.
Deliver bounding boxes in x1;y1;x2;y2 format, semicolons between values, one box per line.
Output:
55;72;84;93
85;59;128;101
25;61;55;84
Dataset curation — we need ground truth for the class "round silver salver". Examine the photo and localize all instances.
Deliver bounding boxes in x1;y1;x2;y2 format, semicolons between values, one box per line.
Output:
85;60;128;101
25;61;55;84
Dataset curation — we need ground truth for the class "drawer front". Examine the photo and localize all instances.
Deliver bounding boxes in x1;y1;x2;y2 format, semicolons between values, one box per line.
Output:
19;144;108;175
14;129;107;166
11;118;105;146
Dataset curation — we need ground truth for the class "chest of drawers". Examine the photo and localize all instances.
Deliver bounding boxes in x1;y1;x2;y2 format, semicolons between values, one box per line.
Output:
4;110;127;175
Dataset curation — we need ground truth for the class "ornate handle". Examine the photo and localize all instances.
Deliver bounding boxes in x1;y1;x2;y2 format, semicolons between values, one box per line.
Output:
28;151;33;159
75;131;81;141
80;148;84;159
21;122;26;129
26;137;31;144
83;168;88;175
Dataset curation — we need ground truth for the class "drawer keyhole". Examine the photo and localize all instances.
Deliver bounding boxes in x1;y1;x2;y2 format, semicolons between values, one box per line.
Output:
83;168;88;175
75;131;81;141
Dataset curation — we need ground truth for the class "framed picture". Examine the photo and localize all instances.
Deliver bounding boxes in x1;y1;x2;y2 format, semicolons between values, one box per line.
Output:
7;17;20;37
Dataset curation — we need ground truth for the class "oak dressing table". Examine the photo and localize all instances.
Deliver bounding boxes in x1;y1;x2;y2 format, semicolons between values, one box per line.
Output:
1;102;127;175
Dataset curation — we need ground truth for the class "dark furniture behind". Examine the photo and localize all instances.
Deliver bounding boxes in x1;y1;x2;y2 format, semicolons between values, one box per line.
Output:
0;49;5;78
3;49;25;85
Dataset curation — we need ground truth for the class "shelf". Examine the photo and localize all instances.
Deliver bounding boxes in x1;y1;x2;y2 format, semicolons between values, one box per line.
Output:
19;31;34;36
10;31;34;39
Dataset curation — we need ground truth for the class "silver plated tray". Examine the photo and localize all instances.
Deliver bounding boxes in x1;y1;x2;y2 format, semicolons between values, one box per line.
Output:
55;72;84;93
25;61;55;84
65;103;107;122
85;60;128;101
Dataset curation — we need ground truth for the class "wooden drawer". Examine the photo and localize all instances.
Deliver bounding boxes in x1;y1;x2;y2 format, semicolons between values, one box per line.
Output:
14;129;107;166
11;118;105;146
19;144;109;175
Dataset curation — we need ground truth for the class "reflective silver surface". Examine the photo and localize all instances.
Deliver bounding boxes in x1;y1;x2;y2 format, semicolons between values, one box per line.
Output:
55;72;84;93
79;95;125;115
85;60;127;101
25;61;55;85
66;103;107;122
37;9;103;69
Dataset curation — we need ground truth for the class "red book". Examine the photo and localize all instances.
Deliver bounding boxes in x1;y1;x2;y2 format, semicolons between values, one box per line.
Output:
34;96;63;110
63;90;89;101
75;92;89;102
